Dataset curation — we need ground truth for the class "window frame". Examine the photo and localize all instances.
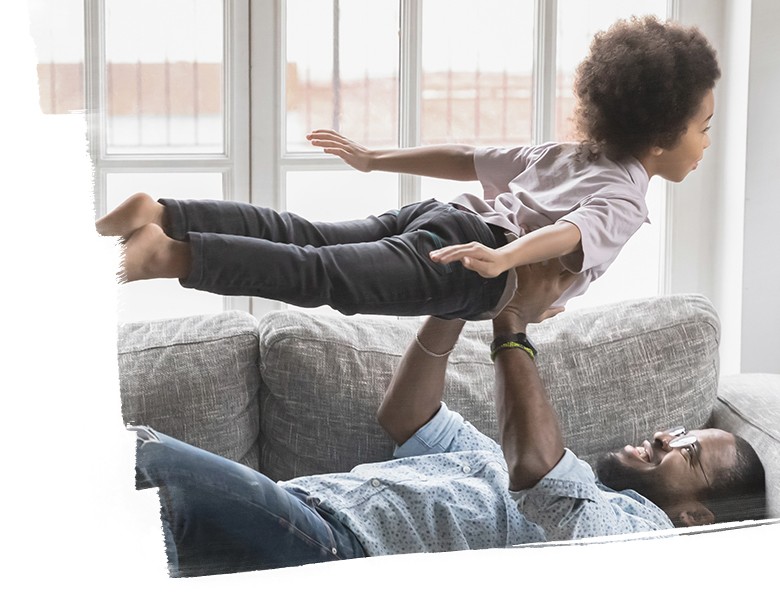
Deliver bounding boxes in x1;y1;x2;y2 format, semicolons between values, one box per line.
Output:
86;0;252;313
250;0;676;317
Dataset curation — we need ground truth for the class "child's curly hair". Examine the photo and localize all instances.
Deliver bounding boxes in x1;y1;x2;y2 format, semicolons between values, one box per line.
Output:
572;15;720;160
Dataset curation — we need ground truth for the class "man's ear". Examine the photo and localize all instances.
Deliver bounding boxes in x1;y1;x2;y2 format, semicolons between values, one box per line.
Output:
670;501;714;527
650;146;664;157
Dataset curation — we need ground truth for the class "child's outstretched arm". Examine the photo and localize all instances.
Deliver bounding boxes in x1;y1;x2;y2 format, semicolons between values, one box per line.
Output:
429;221;582;278
307;129;478;181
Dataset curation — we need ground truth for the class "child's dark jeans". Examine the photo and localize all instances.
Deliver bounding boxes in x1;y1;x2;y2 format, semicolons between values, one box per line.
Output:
160;197;508;319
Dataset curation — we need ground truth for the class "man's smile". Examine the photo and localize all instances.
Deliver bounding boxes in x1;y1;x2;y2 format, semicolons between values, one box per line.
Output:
624;441;655;463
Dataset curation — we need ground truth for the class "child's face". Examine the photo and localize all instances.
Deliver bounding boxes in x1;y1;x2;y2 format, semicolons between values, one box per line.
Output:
647;89;715;183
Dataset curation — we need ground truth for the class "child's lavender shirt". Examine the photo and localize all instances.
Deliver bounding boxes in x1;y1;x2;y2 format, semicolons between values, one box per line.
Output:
451;142;650;307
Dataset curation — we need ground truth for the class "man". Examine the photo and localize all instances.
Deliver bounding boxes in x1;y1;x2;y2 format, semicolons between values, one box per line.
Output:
133;262;766;577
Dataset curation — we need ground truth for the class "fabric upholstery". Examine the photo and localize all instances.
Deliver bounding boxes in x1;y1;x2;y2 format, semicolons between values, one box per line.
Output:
257;294;720;481
118;310;261;468
712;374;780;518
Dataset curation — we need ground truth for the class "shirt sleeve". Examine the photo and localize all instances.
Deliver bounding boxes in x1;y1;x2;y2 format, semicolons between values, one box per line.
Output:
558;193;648;273
509;450;673;541
393;402;501;459
474;145;536;199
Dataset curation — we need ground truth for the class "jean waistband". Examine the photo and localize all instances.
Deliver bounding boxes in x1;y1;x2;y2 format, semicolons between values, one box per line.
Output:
448;203;512;251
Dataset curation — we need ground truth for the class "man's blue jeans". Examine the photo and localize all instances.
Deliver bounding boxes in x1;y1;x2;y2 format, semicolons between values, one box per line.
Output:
160;197;508;319
132;426;366;577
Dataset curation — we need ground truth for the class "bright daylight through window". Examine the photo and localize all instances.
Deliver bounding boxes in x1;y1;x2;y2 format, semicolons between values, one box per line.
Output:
29;0;668;321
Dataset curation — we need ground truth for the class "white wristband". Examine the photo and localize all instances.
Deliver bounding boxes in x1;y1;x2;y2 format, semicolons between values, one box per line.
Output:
414;333;455;358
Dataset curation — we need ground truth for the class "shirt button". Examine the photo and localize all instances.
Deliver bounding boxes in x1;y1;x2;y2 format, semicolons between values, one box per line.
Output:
371;479;381;487
462;465;471;474
332;548;338;555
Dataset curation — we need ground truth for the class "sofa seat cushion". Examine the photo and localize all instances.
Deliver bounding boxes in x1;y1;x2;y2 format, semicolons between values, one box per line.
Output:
257;294;720;482
118;310;262;469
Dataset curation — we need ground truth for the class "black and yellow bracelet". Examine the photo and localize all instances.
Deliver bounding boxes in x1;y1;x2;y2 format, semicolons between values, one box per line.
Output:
490;333;537;362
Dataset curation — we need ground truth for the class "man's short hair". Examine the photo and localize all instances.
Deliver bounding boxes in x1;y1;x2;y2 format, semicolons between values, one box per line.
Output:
704;433;767;524
572;15;721;160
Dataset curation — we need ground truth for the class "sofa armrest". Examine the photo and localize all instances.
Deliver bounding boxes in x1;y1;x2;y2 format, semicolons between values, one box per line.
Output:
711;373;780;518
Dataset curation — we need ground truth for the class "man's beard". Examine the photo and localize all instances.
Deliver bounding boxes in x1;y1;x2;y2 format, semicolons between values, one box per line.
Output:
596;452;667;505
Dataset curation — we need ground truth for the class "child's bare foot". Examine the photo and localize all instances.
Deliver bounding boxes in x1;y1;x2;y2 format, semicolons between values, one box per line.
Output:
121;223;191;282
96;192;165;238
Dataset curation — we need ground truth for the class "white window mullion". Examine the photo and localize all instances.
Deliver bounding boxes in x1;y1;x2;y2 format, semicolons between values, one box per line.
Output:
533;0;557;144
398;0;422;207
222;0;252;313
84;0;106;217
224;0;250;204
249;0;284;316
659;0;680;295
251;0;281;211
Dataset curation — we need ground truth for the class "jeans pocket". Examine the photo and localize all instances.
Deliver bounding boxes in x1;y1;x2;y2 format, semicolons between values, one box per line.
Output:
413;230;454;275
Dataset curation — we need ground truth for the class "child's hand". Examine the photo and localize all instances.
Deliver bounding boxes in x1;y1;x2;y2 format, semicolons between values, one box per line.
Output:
429;242;511;278
306;129;373;172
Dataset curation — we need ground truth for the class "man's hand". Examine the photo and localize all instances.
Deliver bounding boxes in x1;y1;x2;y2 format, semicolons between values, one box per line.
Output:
494;261;577;333
429;242;511;278
307;129;373;172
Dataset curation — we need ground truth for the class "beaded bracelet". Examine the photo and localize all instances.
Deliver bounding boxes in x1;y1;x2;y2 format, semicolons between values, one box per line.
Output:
414;333;455;358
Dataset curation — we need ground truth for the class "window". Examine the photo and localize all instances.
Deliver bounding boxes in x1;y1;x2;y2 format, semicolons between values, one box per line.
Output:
276;0;669;315
28;0;249;323
29;0;672;321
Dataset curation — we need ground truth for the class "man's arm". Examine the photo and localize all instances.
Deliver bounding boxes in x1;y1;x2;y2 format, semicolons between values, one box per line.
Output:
492;262;577;490
307;129;478;181
430;221;582;279
376;317;465;445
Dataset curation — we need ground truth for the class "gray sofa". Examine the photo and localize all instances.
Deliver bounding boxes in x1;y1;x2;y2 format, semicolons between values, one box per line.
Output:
117;293;780;524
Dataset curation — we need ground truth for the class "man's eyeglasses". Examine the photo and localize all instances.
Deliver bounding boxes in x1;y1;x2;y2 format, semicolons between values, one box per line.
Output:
662;426;711;488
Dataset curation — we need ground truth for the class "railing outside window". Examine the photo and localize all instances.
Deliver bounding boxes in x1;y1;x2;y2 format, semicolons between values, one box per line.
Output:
29;0;670;320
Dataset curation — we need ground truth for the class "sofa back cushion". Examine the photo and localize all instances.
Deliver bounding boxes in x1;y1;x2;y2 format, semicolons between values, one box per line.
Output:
257;294;720;482
118;310;261;469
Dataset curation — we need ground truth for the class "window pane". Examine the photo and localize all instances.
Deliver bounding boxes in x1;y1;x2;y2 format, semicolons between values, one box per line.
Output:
421;0;534;146
554;0;666;140
105;0;224;154
285;170;398;221
28;0;85;115
106;172;225;323
285;0;400;152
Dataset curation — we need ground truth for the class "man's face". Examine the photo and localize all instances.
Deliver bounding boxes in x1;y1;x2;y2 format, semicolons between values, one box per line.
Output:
596;427;737;507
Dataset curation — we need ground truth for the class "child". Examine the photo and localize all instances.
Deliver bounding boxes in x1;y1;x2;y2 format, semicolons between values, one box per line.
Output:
97;16;719;321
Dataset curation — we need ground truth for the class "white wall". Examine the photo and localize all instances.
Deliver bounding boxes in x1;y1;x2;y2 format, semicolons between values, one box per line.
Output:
674;0;779;375
710;0;750;376
740;0;780;373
